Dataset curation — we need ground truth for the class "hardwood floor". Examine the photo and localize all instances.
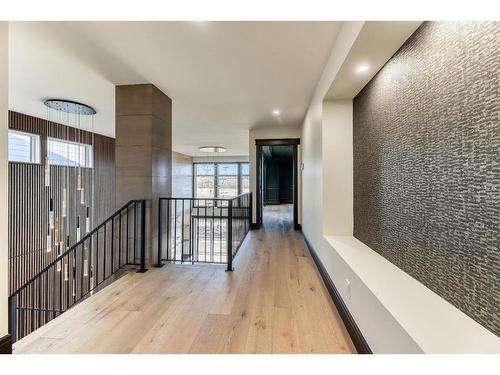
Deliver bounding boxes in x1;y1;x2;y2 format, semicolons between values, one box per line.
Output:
14;205;356;354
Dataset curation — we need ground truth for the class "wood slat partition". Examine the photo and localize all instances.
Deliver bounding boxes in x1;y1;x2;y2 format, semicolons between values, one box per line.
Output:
8;111;115;294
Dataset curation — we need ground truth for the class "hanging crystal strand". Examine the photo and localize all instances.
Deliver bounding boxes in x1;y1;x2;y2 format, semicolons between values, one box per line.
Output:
76;215;81;242
85;206;90;233
55;111;62;271
61;185;67;215
64;261;68;281
46;223;52;252
80;179;85;204
44;108;50;187
89;264;94;295
72;254;76;297
83;245;89;277
48;196;55;230
66;110;71;251
59;110;66;261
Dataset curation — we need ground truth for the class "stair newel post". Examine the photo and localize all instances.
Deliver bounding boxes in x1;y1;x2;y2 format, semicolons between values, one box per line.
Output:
139;200;147;273
156;198;163;267
226;199;233;272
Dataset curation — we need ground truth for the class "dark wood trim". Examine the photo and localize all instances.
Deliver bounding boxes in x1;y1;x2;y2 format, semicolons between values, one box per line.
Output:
255;144;263;229
293;144;299;230
255;138;300;230
0;334;12;354
301;231;372;354
250;223;259;230
255;138;300;146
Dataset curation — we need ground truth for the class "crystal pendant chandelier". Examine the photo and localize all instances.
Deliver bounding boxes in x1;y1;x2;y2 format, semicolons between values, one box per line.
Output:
43;99;96;271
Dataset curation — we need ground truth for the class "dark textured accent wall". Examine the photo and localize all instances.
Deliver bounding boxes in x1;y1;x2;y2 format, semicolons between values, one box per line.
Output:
353;22;500;336
8;111;115;293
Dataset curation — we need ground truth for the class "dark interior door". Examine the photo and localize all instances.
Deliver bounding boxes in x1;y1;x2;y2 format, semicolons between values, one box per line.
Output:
278;160;293;203
264;159;279;204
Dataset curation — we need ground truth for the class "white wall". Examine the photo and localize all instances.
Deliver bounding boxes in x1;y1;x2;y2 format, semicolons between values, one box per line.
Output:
0;22;8;339
301;22;431;353
322;100;353;236
249;125;302;224
301;21;500;353
301;20;363;264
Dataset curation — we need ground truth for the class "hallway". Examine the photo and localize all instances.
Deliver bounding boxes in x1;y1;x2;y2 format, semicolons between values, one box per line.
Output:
13;205;355;354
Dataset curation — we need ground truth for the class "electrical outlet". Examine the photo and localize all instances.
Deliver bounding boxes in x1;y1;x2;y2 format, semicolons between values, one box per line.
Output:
345;279;351;301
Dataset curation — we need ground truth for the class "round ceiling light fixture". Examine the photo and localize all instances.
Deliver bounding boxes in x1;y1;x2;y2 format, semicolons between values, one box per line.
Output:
44;99;96;115
199;146;227;153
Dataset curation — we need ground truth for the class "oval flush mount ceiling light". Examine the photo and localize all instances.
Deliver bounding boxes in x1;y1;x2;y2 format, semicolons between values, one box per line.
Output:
356;64;370;73
44;99;96;115
272;108;281;116
199;146;227;153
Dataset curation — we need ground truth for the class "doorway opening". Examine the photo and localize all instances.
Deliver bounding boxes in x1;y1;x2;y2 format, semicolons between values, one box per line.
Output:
255;138;300;230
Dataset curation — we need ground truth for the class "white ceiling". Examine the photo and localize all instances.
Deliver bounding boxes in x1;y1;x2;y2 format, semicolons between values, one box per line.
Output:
9;21;342;156
325;21;422;99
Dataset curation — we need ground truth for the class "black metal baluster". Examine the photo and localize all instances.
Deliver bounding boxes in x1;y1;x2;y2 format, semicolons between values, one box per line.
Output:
211;199;215;263
139;201;146;273
44;271;49;324
119;209;122;267
30;282;34;334
88;233;93;293
181;199;185;262
227;199;233;271
96;229;100;287
189;199;193;264
59;254;63;317
126;205;129;264
103;222;107;279
204;199;207;262
157;199;162;266
173;200;178;262
133;201;137;263
37;278;41;330
166;199;170;262
219;200;223;263
80;243;84;299
111;216;114;273
52;265;56;320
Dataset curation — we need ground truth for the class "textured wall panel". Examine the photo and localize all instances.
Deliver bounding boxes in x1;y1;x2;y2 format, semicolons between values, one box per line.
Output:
353;22;500;336
8;111;115;293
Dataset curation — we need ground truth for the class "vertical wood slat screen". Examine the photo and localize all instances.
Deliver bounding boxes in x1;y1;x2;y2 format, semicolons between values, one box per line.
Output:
8;111;115;294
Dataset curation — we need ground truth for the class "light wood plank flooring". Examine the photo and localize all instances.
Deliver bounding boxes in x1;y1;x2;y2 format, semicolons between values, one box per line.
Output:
14;205;356;354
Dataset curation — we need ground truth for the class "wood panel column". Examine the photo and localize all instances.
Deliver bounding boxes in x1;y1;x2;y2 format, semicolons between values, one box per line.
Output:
115;84;172;267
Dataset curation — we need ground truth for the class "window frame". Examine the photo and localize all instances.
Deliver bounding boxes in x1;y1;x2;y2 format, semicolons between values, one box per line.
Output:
8;129;41;164
193;161;250;199
47;137;94;168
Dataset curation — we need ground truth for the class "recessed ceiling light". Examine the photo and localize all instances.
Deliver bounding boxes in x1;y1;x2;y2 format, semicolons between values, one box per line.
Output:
199;146;227;153
272;109;281;116
356;64;370;73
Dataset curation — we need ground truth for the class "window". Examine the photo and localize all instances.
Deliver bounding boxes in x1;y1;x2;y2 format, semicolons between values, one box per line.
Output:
217;163;238;198
194;163;216;198
240;163;250;194
8;130;41;163
47;138;93;167
194;162;250;198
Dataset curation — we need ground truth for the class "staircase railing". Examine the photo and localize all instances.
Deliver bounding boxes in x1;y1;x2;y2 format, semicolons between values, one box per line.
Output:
8;199;147;343
157;192;252;271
